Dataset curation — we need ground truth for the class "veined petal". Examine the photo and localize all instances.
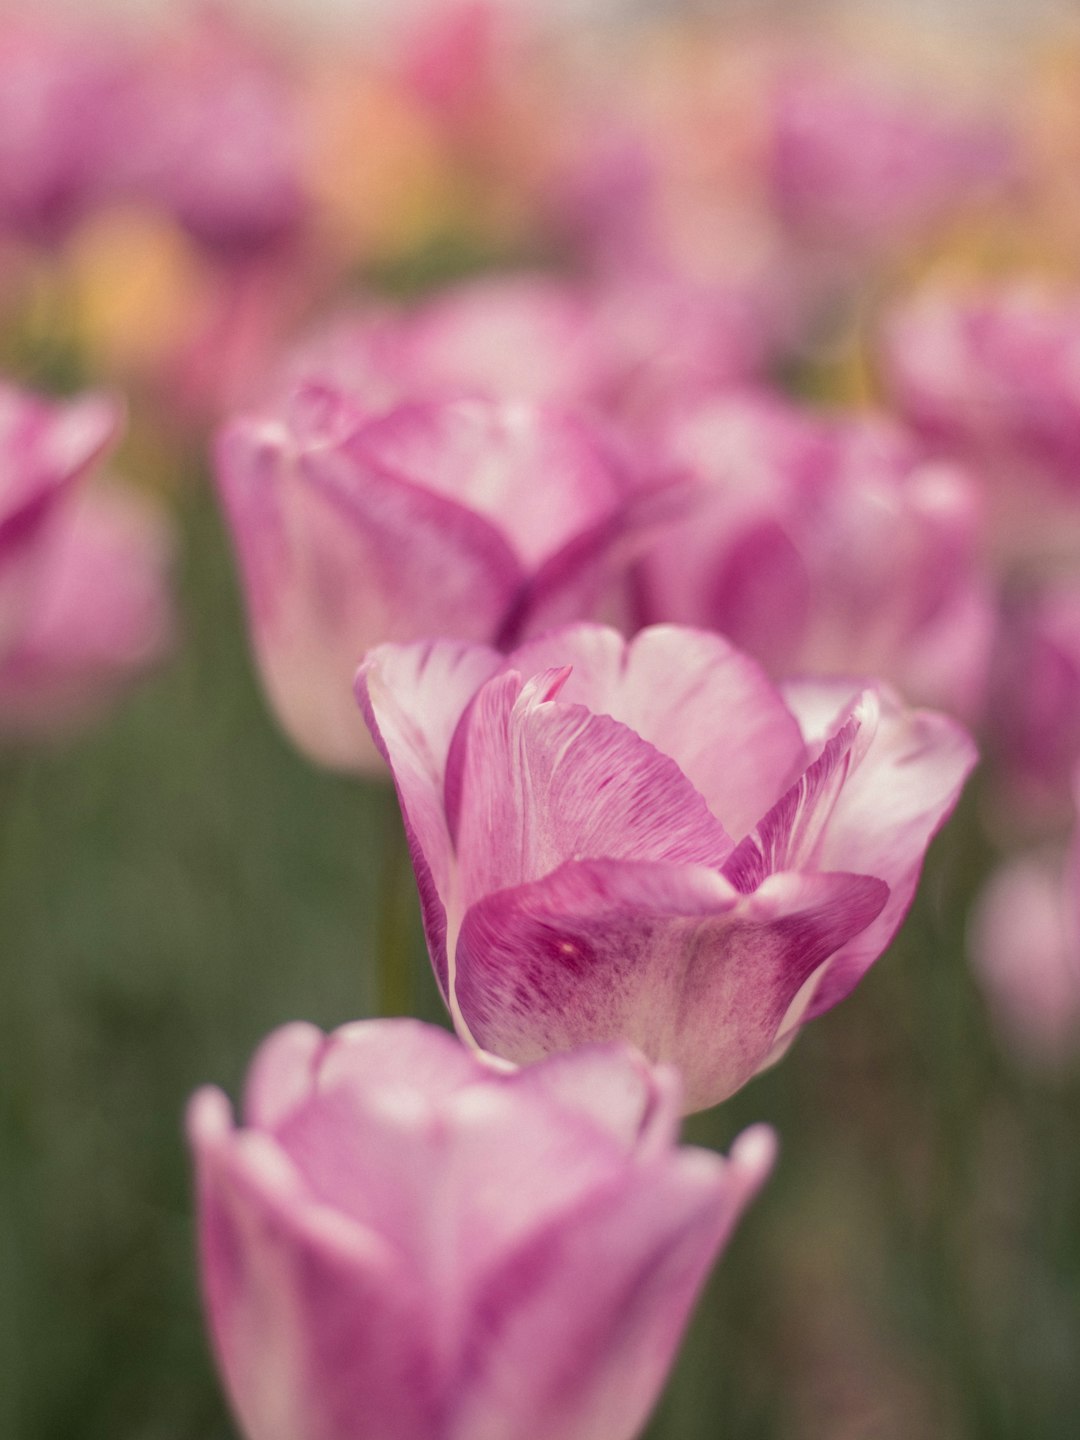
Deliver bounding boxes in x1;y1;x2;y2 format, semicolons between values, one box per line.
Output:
450;668;734;912
722;688;879;893
357;639;504;996
501;624;806;838
453;859;887;1110
793;685;978;1016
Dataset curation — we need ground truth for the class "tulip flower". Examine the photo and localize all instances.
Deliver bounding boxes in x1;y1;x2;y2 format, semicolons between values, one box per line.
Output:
639;390;994;720
0;15;127;245
881;283;1080;561
283;269;771;439
0;383;172;736
189;1017;776;1440
969;804;1080;1073
987;579;1080;829
769;61;1008;264
122;12;309;259
358;623;977;1110
215;390;662;770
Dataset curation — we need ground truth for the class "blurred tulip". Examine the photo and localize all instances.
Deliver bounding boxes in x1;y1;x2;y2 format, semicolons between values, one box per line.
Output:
987;579;1080;829
189;1017;775;1440
770;61;1008;265
122;13;309;259
358;623;976;1110
215;389;663;770
970;811;1080;1073
0;382;172;736
640;390;995;720
0;15;128;245
881;283;1080;560
283;268;773;427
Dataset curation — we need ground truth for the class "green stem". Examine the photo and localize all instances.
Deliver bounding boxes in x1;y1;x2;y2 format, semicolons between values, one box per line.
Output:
375;781;415;1019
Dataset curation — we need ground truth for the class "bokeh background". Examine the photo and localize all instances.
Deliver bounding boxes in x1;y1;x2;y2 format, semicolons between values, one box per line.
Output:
3;2;1080;1438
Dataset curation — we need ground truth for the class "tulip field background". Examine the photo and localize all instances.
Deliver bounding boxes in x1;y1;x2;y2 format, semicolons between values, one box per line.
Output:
5;0;1080;1437
2;483;1078;1437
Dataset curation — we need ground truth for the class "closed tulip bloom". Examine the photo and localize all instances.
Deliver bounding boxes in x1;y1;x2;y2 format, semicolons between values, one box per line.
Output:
189;1018;776;1440
358;624;977;1110
0;383;172;736
640;391;994;720
215;389;657;770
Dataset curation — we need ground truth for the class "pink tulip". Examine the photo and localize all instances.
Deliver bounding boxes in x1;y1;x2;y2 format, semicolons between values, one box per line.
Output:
0;383;172;736
215;389;662;771
969;808;1080;1073
282;265;778;436
357;623;977;1110
189;1018;775;1440
640;390;994;720
986;579;1080;829
881;284;1080;560
770;62;1008;263
123;13;308;259
0;16;128;244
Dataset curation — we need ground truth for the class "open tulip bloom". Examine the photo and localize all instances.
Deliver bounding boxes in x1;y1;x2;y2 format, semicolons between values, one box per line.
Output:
189;1018;776;1440
358;623;977;1111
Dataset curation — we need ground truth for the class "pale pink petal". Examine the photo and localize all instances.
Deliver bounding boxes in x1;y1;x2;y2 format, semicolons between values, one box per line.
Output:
0;484;173;736
454;859;887;1110
782;679;978;1016
357;639;504;996
394;273;602;408
503;482;687;648
453;1131;774;1440
353;398;622;571
189;1089;436;1440
244;1017;485;1132
722;689;879;892
505;1043;682;1154
215;414;520;770
969;853;1080;1071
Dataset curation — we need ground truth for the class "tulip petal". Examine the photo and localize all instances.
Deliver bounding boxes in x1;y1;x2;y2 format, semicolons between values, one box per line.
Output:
503;624;806;838
450;668;735;914
352;398;621;570
454;859;888;1110
191;1089;438;1440
782;677;978;1015
244;1017;484;1131
0;484;173;735
722;688;879;893
506;1043;683;1154
502;482;688;647
215;415;521;770
453;1135;772;1440
357;639;504;996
